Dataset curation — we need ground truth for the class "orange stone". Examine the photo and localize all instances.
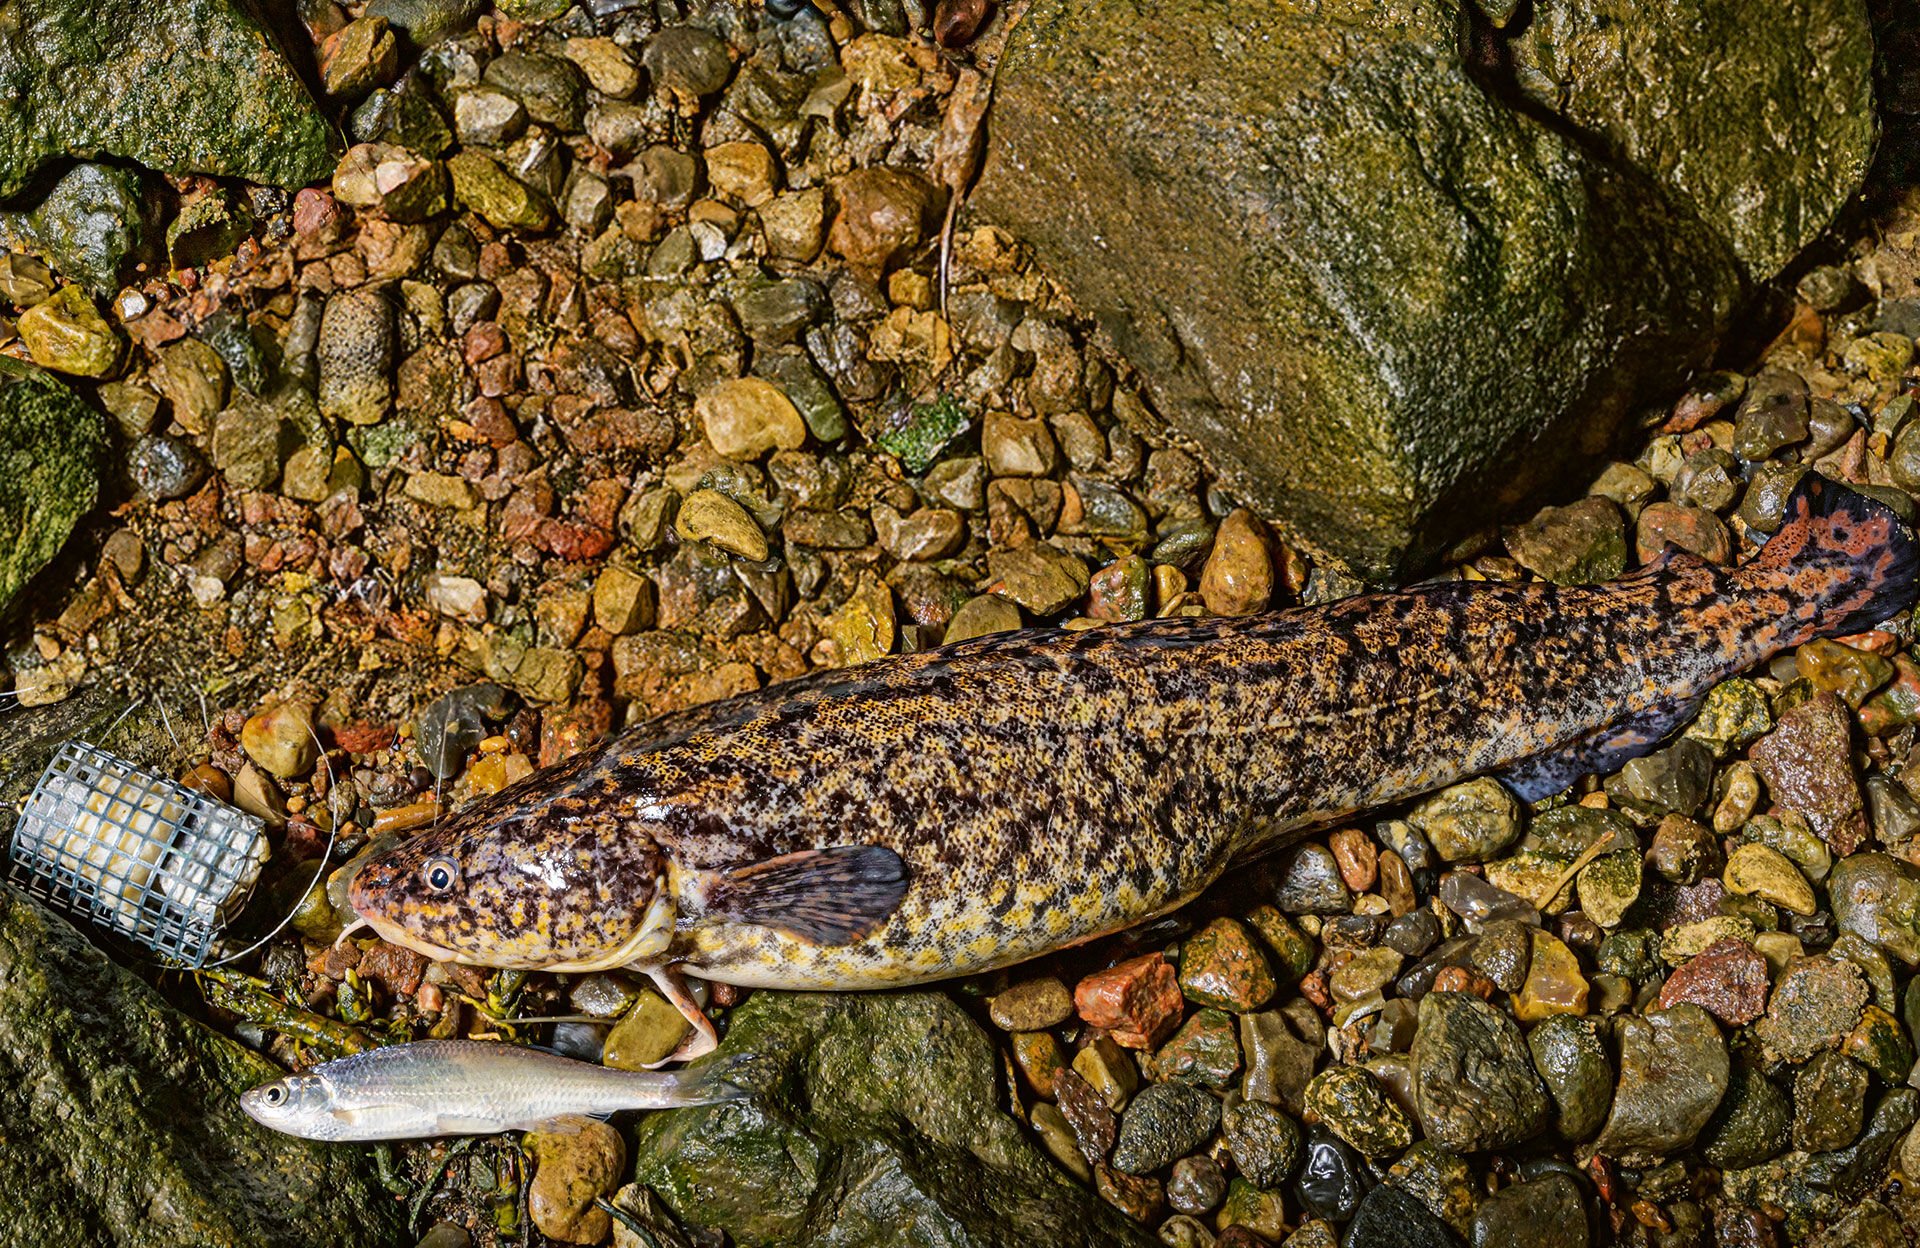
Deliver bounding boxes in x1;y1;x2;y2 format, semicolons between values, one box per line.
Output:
1074;953;1185;1049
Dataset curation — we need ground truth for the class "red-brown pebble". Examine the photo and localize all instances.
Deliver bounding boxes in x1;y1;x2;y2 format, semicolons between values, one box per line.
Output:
357;939;429;998
1430;967;1496;999
1751;691;1868;855
1330;827;1378;892
1075;953;1185;1049
1656;936;1770;1024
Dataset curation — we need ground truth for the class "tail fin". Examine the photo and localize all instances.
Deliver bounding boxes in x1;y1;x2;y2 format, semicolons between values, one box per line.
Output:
1735;474;1920;639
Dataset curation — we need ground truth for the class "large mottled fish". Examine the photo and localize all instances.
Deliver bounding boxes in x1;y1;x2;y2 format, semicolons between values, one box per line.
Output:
349;475;1917;1056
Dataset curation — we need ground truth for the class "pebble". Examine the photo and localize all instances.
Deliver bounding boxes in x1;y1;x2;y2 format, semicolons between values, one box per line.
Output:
1723;842;1816;915
1792;1051;1867;1153
1052;1066;1116;1165
1111;1081;1219;1175
1221;1095;1301;1188
1611;737;1712;815
1292;1126;1367;1223
1344;1182;1461;1248
827;167;935;272
454;88;526;146
1071;1034;1138;1110
317;289;395;426
1216;1178;1286;1241
1574;843;1640;928
414;682;510;780
1239;1006;1318;1114
1700;1064;1791;1171
1511;928;1589;1023
1830;852;1920;966
1754;955;1868;1062
1154;1008;1241;1088
1732;368;1809;459
943;593;1022;643
696;377;808;459
1469;1173;1587;1248
526;1119;625;1244
674;489;768;561
1329;946;1403;1001
1199;509;1274;615
151;337;228;435
1177;918;1276;1012
981;411;1061;477
988;976;1073;1031
1468;920;1530;993
130;434;208;501
1751;691;1868;855
1592;1005;1729;1165
19;285;117;376
987;543;1089;614
1649;813;1720;883
1270;842;1354;914
1075;952;1185;1049
1503;495;1626;584
1526;1014;1612;1142
563;36;640;98
1635;500;1731;564
241;702;318;779
1797;638;1894;708
602;988;690;1069
1407;777;1519;863
1029;1103;1089;1182
1411;990;1549;1153
1094;1164;1163;1224
1167;1155;1227;1215
1657;936;1771;1025
642;26;733;97
448;151;553;230
1011;1030;1067;1098
1302;1065;1411;1157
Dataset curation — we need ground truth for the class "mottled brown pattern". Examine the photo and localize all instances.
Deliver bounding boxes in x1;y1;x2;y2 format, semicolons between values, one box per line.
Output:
350;477;1916;992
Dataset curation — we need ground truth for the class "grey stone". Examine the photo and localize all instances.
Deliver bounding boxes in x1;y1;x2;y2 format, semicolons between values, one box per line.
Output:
975;0;1870;578
0;365;104;617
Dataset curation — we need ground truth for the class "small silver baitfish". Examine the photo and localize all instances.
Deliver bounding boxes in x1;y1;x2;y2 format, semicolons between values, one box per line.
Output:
239;1039;745;1140
347;476;1919;1057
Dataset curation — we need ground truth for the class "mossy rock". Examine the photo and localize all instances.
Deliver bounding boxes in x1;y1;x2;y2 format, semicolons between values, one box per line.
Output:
631;991;1155;1248
0;0;338;200
975;0;1871;579
0;363;105;619
0;882;407;1247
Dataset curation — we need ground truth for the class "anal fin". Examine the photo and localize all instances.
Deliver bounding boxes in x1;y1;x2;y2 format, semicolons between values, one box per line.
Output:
1496;696;1704;803
701;844;908;945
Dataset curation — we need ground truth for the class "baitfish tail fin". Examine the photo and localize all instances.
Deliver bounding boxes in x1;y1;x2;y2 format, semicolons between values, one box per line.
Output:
1732;473;1920;641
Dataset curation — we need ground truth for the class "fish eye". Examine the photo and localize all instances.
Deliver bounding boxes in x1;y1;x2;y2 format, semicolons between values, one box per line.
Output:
423;856;460;893
264;1084;286;1107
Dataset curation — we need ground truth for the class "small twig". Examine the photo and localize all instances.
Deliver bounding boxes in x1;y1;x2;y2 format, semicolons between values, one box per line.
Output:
1533;828;1621;911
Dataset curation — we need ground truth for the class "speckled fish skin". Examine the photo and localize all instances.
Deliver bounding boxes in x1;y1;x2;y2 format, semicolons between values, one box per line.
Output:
349;476;1917;991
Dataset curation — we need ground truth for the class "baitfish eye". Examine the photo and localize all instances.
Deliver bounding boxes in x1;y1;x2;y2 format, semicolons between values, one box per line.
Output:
264;1084;286;1107
422;856;461;893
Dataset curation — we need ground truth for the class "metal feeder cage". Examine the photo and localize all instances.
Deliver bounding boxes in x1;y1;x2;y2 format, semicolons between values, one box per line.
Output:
7;741;269;966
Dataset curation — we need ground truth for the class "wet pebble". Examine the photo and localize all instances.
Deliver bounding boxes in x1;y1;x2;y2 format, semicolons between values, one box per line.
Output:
1754;955;1868;1062
130;434;208;500
1470;1173;1587;1248
1345;1184;1463;1248
1830;852;1920;966
1411;990;1549;1153
1076;952;1185;1049
1112;1081;1218;1176
1657;936;1771;1025
987;543;1089;614
1700;1064;1791;1171
1177;918;1276;1012
1526;1014;1612;1141
1030;1103;1090;1182
1154;1008;1241;1088
602;988;689;1070
1792;1051;1867;1153
1504;495;1626;584
1167;1155;1226;1215
1222;1094;1301;1188
527;1119;625;1244
1239;1006;1318;1114
1053;1066;1117;1165
1303;1064;1411;1157
1292;1126;1367;1223
1408;778;1519;863
1724;842;1815;915
944;593;1023;643
1199;508;1274;615
241;702;317;779
1593;1005;1730;1164
1751;691;1867;855
1271;842;1353;914
989;976;1073;1030
674;489;769;561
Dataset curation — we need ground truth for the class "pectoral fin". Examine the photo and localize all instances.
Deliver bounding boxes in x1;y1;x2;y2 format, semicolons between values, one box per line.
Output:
700;845;908;944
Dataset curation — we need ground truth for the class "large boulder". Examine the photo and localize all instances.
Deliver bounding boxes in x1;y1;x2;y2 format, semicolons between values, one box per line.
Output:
975;0;1874;579
0;0;337;201
631;991;1155;1248
0;363;105;619
0;882;407;1248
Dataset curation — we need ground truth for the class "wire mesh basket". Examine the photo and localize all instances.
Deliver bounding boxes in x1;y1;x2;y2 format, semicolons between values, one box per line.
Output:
6;741;269;966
